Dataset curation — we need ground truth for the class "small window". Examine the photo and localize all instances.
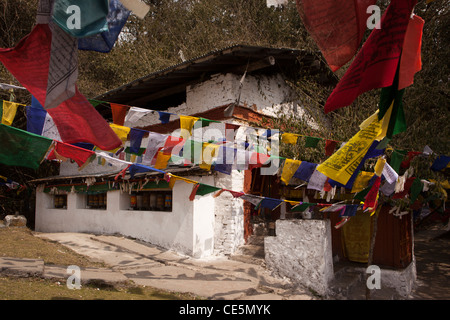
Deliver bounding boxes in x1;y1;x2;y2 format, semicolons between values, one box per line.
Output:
54;194;67;209
130;190;172;212
86;193;107;210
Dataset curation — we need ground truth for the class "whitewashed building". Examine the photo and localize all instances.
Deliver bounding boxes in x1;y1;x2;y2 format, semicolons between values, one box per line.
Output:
33;45;327;259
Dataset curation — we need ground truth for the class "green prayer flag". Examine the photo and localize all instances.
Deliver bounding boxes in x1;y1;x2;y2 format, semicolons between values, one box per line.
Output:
410;178;423;204
304;136;321;148
198;117;221;128
291;202;315;212
390;149;407;173
53;0;109;38
354;185;372;202
0;124;53;170
378;71;407;139
195;183;222;196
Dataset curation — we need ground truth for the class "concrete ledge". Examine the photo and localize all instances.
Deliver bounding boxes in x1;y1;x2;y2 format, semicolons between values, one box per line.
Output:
0;257;44;277
264;219;334;297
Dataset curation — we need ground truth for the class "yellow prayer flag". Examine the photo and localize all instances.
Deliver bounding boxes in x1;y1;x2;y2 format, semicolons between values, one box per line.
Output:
110;124;131;142
351;171;375;193
1;101;20;126
316;105;393;185
199;143;220;171
374;158;386;177
180;115;199;140
168;174;198;188
154;151;171;169
281;133;299;144
280;159;302;185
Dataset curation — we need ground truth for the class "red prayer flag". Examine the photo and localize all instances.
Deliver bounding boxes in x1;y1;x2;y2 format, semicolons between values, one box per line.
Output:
324;0;418;113
363;176;381;210
111;103;128;126
47;141;95;167
248;152;270;171
325;139;338;157
398;15;424;90
0;24;121;151
295;0;377;72
162;136;185;155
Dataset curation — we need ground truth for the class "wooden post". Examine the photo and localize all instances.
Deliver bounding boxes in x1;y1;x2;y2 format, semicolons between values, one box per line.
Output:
365;208;379;300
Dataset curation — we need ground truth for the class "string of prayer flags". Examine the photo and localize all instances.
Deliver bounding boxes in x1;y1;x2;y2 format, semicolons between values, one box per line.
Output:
293;161;317;182
47;141;95;168
295;0;377;72
304;136;321;148
162;136;184;155
128;163;165;179
199;143;220;171
52;0;109;38
154;152;172;170
390;149;407;173
142;132;167;165
255;197;284;211
213;146;237;175
316;107;389;185
291;202;315;212
307;170;328;191
1;101;20;126
29;96;62;141
0;124;53;170
401;151;422;169
111;103;128;126
110;124;131;143
240;194;264;206
362;176;382;212
129;128;147;154
374;158;386;177
431;155;450;171
78;0;131;53
0;24;122;150
191;183;222;198
410;178;424;204
248;152;271;171
281;133;299;144
198;117;221;128
124;107;152;126
398;15;425;90
96;151;132;171
180;115;199;140
325;140;338;157
351;172;375;194
158;111;172;124
323;0;418;113
340;204;358;217
281;159;302;185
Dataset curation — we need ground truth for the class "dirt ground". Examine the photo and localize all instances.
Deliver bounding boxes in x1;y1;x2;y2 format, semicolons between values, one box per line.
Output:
411;229;450;300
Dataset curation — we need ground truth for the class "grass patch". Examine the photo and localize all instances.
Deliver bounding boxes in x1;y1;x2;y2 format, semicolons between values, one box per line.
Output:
0;224;202;300
0;226;104;268
0;277;198;300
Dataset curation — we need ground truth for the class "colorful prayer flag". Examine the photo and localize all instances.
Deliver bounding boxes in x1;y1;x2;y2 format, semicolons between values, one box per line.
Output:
281;159;302;185
52;0;109;38
0;24;122;151
111;103;128;126
0;124;53;170
295;0;377;72
398;15;424;90
324;0;418;113
78;0;131;53
1;101;20;126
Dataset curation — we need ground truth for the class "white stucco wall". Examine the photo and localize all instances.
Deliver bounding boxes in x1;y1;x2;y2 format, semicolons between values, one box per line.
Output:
35;175;217;258
213;171;245;256
264;219;334;296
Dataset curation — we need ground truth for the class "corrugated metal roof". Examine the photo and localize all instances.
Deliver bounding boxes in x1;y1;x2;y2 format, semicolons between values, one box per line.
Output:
95;44;316;108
